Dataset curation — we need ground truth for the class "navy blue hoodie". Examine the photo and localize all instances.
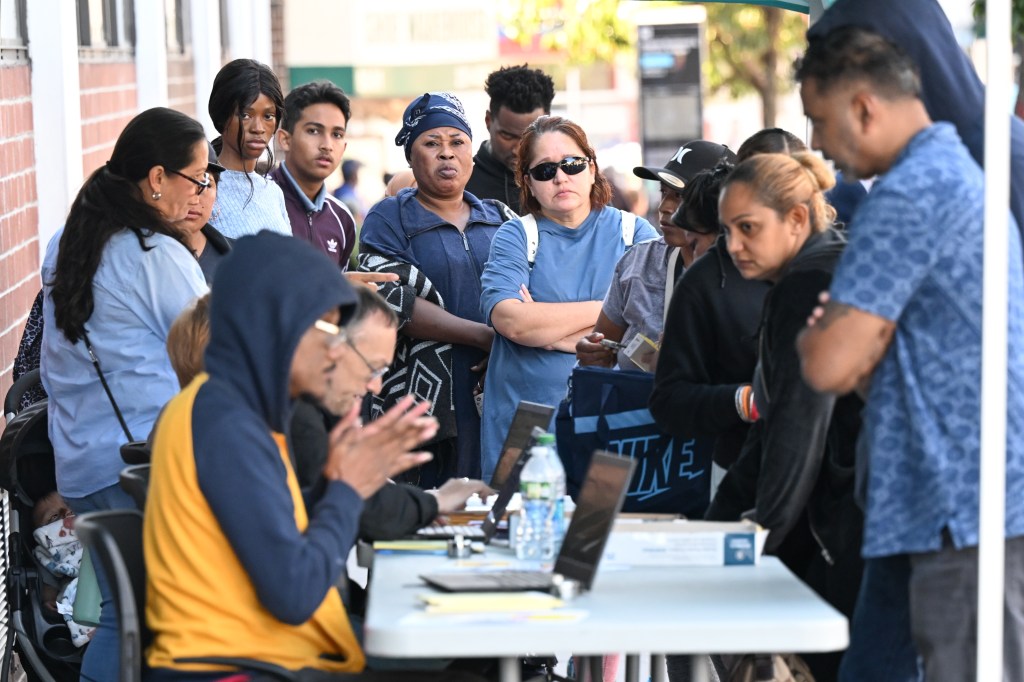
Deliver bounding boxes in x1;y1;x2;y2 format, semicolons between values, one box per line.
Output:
809;0;1024;235
145;232;369;675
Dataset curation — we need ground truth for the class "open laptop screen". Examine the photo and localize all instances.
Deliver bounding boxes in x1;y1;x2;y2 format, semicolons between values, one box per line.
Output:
553;451;636;590
489;401;555;488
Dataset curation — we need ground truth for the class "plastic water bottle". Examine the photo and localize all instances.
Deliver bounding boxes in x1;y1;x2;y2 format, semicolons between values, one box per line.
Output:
515;433;566;560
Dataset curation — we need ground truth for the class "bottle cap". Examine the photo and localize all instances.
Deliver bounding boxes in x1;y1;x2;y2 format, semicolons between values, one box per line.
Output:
536;432;556;445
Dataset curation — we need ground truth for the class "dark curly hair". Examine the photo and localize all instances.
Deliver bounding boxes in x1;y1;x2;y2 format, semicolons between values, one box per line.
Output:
795;26;921;100
671;163;734;234
50;107;206;344
281;79;351;133
484;64;555;116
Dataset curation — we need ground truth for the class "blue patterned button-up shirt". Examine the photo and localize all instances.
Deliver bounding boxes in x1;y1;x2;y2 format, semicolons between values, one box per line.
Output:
830;122;1024;558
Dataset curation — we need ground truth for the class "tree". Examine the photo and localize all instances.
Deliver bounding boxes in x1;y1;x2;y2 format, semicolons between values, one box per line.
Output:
500;1;806;128
973;0;1024;118
702;4;807;128
500;0;634;65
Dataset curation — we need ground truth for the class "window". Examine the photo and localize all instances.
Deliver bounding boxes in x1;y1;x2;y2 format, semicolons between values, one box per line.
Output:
0;0;28;57
165;0;192;55
77;0;134;49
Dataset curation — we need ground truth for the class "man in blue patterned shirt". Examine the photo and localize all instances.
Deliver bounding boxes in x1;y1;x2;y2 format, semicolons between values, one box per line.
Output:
796;27;1024;682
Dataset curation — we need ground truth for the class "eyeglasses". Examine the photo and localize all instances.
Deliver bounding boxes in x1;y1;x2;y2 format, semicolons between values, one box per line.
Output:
314;319;389;380
527;156;590;182
168;169;211;195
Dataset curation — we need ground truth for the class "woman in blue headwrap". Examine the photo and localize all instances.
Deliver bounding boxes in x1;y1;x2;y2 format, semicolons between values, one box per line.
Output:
358;93;515;486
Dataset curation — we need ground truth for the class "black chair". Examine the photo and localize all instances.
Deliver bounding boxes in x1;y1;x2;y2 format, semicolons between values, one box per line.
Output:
73;511;147;682
118;464;150;511
74;510;297;681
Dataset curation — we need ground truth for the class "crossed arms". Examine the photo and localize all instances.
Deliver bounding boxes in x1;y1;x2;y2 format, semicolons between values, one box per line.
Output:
797;293;896;395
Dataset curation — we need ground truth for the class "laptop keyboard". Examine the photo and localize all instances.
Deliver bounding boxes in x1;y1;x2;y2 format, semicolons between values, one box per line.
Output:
488;571;553;589
415;524;487;539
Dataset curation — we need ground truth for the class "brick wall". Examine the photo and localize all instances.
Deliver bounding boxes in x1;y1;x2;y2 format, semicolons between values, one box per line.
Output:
270;0;288;92
167;53;197;118
0;63;39;406
79;60;139;178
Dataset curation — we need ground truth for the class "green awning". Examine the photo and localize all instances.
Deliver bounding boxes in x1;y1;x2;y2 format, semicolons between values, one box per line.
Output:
701;0;811;13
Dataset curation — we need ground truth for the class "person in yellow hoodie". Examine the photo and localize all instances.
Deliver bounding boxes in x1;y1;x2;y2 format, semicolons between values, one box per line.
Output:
144;232;481;681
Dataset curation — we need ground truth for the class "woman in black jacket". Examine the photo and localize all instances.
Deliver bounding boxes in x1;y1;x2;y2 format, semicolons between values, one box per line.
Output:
710;152;864;682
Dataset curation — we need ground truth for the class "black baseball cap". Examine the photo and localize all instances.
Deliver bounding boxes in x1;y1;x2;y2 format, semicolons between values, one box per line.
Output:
633;140;737;189
207;142;225;174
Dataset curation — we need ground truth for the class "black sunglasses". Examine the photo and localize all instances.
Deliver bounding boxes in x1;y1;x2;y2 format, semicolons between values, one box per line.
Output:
168;169;211;195
527;156;590;182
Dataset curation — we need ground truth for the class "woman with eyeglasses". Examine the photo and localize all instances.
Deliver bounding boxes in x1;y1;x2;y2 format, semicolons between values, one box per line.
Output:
41;106;211;681
175;142;233;283
479;115;657;480
357;92;514;487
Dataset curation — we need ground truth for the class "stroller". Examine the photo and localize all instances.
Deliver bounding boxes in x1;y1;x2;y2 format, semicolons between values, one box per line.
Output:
0;370;82;681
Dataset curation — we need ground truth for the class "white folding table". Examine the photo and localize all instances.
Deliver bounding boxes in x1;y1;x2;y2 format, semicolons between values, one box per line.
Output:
363;551;848;682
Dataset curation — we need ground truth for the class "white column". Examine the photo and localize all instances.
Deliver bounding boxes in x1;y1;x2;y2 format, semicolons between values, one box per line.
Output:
222;0;271;66
978;0;1012;679
224;0;254;61
190;0;222;139
249;0;273;67
133;0;169;110
27;0;83;261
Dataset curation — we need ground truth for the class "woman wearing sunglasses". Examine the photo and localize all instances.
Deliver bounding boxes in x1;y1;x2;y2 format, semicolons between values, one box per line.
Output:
478;115;657;480
357;92;514;487
708;152;863;682
40;107;212;680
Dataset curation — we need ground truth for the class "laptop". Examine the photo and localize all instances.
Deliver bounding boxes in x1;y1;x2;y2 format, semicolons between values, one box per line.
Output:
489;401;556;488
414;402;554;541
419;450;636;593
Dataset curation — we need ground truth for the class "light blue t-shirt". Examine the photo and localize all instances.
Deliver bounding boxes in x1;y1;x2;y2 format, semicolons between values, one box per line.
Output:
210;169;291;238
40;228;208;498
829;123;1024;557
479;207;657;480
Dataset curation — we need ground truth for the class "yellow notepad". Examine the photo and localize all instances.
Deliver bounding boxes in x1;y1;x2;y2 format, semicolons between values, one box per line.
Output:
417;591;564;614
373;540;448;555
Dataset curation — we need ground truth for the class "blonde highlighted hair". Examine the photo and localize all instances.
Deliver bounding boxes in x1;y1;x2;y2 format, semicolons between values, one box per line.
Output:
167;294;211;388
723;152;837;233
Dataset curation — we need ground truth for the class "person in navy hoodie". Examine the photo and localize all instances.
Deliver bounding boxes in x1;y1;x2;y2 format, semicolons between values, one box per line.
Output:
809;0;1024;245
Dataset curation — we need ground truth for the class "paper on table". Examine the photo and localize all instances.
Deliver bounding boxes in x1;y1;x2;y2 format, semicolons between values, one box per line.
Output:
373;540;448;555
400;609;589;625
418;591;564;614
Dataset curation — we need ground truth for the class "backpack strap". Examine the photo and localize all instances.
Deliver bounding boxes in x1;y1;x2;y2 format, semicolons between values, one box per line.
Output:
619;210;636;246
521;214;540;266
525;209;636;266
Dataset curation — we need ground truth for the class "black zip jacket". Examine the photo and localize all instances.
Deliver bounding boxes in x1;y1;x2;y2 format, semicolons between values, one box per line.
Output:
706;228;864;622
464;141;521;214
649;234;770;468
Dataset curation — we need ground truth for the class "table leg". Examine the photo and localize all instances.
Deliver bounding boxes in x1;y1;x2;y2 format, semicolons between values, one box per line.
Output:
651;654;667;682
625;654;640;682
690;654;710;682
499;656;521;682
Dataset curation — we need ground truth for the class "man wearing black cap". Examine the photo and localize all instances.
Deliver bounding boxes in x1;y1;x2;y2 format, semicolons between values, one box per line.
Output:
576;141;736;369
633;141;738;270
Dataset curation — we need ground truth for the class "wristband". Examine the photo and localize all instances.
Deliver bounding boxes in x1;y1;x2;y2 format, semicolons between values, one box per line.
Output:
735;385;759;423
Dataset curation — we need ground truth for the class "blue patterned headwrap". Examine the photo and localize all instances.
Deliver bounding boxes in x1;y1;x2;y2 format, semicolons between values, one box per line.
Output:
395;92;473;161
